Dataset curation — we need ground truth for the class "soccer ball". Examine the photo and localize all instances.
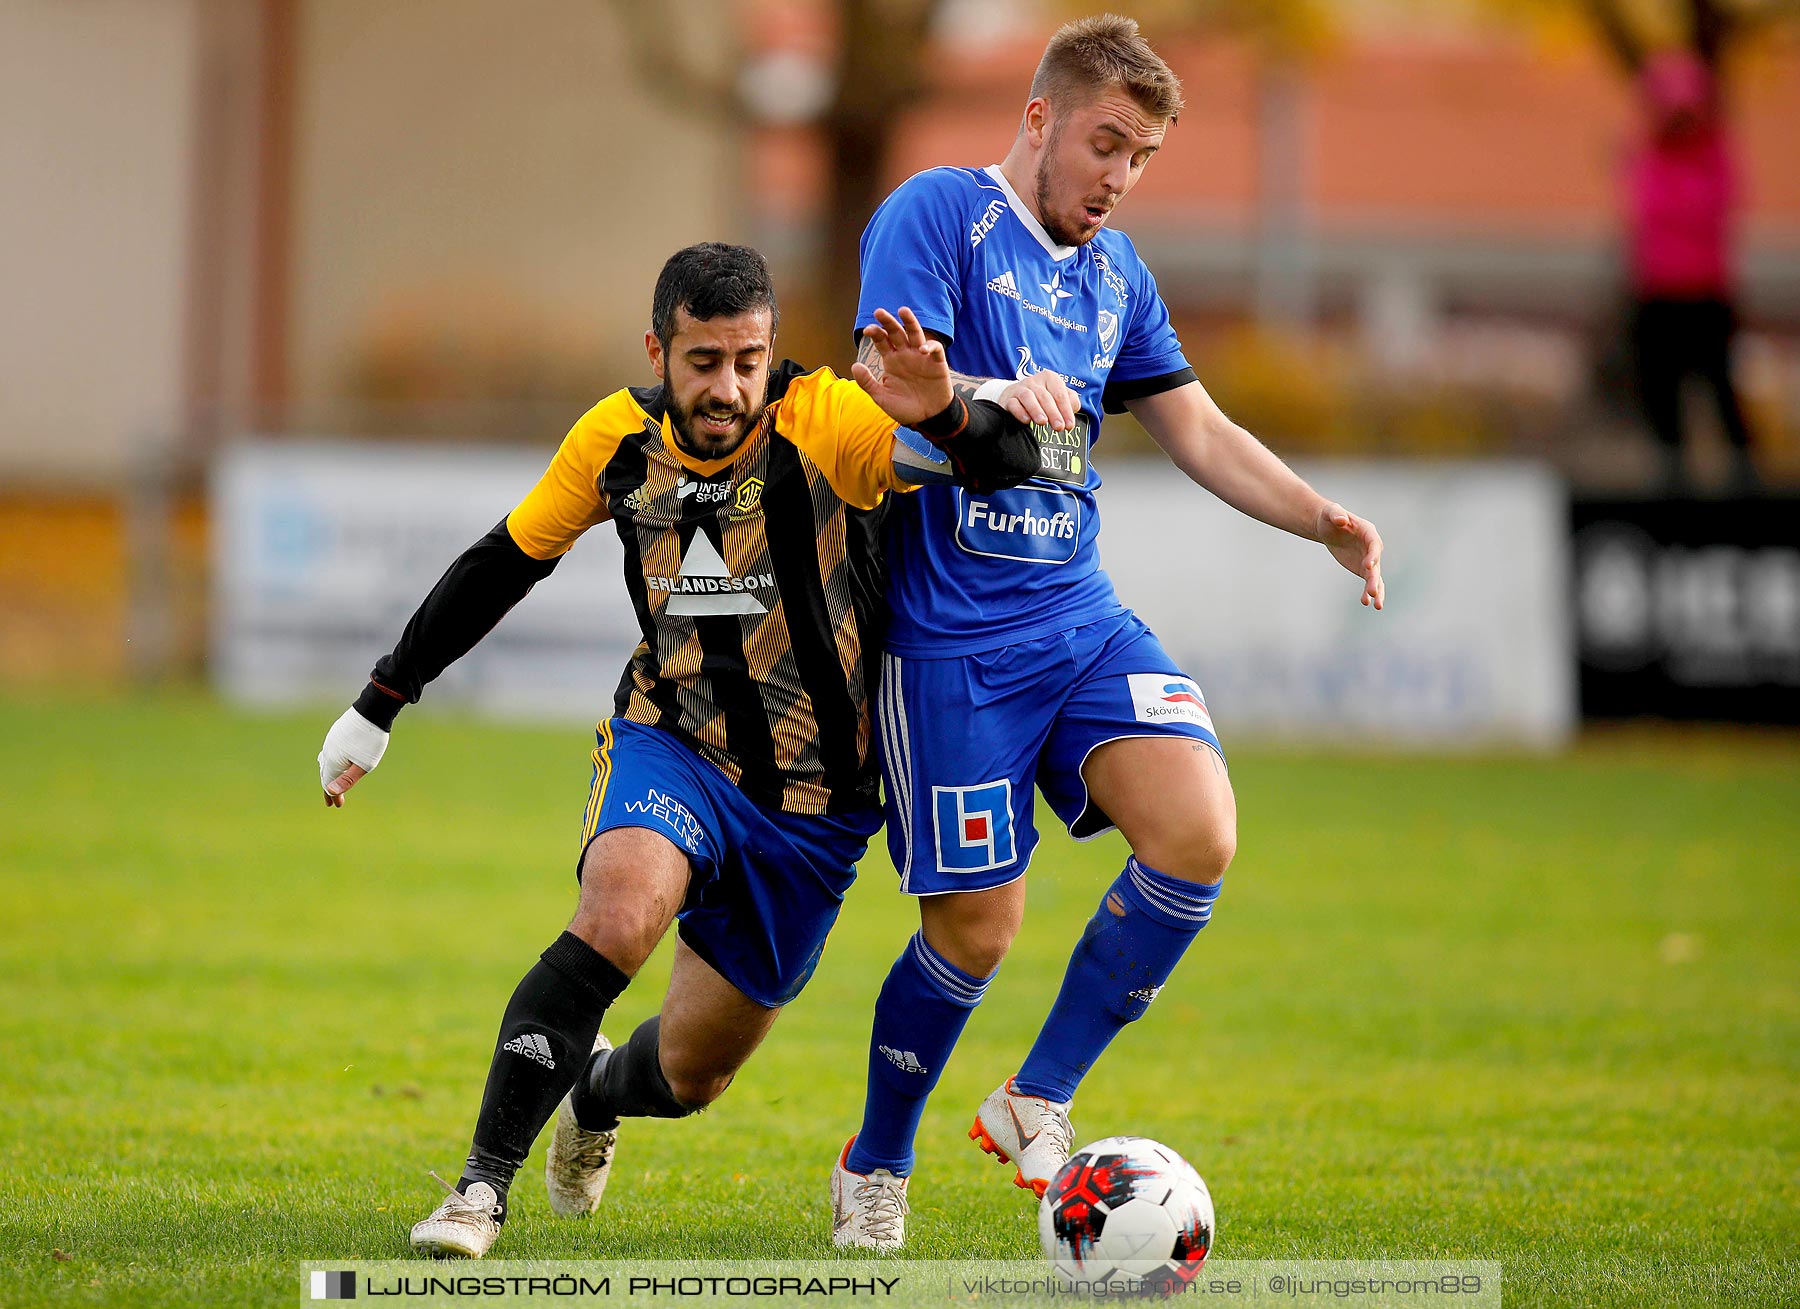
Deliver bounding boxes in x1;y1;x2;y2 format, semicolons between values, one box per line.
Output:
1038;1136;1214;1291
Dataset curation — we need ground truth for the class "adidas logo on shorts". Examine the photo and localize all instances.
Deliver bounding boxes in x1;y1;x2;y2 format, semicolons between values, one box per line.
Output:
503;1032;556;1069
879;1045;928;1074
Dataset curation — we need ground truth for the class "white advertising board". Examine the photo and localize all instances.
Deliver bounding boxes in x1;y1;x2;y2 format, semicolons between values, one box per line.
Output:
212;440;641;721
214;443;1574;745
1094;460;1574;747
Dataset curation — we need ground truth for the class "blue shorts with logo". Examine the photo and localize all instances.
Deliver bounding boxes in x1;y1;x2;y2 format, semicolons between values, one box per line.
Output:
577;717;882;1008
875;611;1223;895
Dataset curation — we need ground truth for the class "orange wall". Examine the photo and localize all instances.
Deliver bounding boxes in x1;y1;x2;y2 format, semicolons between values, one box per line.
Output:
755;34;1800;242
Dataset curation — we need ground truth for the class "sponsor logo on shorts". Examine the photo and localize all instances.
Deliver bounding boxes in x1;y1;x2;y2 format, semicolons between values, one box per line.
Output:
1126;673;1215;732
622;787;706;853
933;780;1015;874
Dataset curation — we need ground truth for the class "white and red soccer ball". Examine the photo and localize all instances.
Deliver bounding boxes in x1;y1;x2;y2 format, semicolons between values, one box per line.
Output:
1038;1136;1214;1291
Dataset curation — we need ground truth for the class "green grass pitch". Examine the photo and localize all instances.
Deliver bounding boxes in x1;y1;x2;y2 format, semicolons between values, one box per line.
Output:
2;695;1797;1307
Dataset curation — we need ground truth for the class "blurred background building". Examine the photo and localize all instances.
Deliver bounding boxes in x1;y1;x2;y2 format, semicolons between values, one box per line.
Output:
3;0;1796;724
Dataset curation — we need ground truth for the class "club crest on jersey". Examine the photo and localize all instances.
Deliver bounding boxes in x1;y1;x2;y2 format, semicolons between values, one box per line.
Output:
1098;309;1120;356
1126;673;1215;732
933;780;1015;874
732;476;764;516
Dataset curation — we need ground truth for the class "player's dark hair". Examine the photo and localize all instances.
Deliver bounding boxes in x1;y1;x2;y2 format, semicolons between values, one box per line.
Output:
652;243;780;349
1030;13;1184;123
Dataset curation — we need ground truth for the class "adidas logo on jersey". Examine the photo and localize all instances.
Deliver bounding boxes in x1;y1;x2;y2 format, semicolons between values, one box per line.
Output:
503;1032;556;1069
879;1045;929;1074
986;270;1022;302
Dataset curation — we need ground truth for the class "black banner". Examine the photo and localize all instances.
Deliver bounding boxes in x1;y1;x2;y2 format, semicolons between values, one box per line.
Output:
1571;497;1800;723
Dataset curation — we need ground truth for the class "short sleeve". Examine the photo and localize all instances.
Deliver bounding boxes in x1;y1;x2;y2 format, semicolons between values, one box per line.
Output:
1109;242;1189;384
778;368;907;510
505;405;615;559
856;170;970;343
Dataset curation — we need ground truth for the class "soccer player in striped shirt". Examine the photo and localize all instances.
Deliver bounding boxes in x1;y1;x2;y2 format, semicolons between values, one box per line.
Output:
315;243;1033;1258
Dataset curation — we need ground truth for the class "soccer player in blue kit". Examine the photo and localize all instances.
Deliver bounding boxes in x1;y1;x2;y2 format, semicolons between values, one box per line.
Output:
829;16;1387;1249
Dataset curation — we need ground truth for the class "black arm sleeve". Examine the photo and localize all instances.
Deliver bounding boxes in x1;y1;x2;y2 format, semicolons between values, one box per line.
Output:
1102;367;1197;415
914;397;1040;494
355;518;561;729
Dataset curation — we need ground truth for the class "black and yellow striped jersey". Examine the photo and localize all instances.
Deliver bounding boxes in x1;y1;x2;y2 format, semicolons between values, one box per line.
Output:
505;361;912;815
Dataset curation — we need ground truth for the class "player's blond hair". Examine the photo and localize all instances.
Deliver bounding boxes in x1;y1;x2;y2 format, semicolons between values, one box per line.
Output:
1029;14;1184;123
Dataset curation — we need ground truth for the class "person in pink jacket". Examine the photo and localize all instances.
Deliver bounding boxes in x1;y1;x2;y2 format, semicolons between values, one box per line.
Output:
1590;0;1759;490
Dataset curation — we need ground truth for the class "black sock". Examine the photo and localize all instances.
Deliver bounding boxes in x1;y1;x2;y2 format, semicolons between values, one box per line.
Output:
456;932;629;1215
570;1015;700;1131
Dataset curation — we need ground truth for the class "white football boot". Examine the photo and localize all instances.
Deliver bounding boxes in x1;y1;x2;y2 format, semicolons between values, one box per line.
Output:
969;1077;1074;1198
410;1175;503;1258
545;1032;618;1217
830;1137;910;1251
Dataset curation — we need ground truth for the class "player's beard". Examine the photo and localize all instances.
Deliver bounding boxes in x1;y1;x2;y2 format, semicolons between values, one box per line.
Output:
1034;116;1108;248
667;395;765;461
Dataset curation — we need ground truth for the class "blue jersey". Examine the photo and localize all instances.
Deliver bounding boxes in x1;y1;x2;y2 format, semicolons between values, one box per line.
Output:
858;165;1194;656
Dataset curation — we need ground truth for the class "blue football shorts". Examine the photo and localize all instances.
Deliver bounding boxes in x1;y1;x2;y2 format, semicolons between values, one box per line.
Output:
876;610;1223;895
577;717;882;1008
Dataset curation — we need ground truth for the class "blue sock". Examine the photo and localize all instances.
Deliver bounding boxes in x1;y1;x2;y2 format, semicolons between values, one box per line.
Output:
1013;858;1220;1103
846;931;995;1176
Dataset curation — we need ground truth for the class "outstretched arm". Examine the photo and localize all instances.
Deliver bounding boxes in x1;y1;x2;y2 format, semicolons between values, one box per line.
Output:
1127;380;1385;610
319;521;560;804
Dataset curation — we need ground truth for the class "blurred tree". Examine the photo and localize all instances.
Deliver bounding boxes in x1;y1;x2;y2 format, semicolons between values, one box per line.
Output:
606;0;1797;360
1112;1;1340;331
1573;0;1799;76
815;0;946;352
606;0;946;360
